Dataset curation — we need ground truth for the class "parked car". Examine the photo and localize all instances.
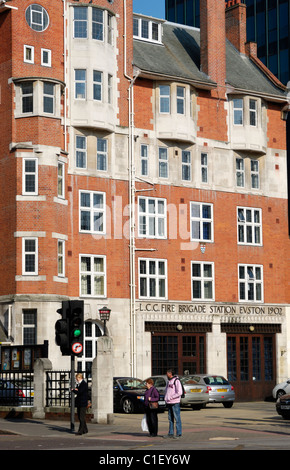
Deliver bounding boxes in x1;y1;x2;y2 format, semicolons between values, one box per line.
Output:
190;374;235;408
180;375;209;409
143;375;167;394
272;379;290;400
113;377;166;414
276;394;290;419
0;379;27;406
15;379;34;406
143;374;209;409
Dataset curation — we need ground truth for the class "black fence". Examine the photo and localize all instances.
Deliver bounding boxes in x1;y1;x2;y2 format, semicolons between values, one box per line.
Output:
46;371;91;408
0;370;91;408
46;371;71;407
0;371;34;407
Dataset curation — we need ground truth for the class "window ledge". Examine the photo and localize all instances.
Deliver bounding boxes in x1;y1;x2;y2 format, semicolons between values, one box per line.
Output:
15;275;46;281
16;195;46;202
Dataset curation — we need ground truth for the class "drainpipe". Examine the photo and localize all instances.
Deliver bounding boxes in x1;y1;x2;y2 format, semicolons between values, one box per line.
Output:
62;0;67;152
123;0;139;378
8;305;12;339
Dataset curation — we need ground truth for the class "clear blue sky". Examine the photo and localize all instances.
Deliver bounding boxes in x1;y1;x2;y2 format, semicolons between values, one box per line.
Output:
133;0;165;19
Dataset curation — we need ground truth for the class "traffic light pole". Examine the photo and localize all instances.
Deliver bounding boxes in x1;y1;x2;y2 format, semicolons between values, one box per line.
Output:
70;354;75;432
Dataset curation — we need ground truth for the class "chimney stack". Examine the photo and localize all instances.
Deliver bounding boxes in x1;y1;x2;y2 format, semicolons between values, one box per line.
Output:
200;0;226;87
225;0;247;54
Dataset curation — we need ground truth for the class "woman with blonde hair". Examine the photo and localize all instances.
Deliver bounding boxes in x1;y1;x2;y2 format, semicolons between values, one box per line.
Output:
72;373;88;435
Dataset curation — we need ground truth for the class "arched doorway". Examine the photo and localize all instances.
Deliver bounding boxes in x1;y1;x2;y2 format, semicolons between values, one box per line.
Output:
76;321;103;377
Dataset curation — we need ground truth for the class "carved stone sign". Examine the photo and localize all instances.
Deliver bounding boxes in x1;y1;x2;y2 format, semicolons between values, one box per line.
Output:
137;302;285;316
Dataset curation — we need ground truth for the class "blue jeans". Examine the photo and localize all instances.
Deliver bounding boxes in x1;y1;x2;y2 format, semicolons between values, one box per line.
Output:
167;403;182;436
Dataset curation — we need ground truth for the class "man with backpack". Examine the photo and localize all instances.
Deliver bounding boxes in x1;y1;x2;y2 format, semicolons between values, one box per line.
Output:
163;368;183;439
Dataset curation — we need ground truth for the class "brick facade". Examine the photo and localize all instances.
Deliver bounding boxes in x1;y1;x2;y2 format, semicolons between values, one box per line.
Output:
0;0;289;399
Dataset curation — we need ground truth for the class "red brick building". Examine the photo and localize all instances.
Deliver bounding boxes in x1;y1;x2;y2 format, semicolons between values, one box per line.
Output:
0;0;289;400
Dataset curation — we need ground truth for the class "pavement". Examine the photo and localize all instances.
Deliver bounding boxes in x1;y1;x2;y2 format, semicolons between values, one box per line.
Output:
0;401;290;452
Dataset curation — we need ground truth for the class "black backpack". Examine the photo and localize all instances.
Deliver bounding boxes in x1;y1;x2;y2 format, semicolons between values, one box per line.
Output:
174;377;185;398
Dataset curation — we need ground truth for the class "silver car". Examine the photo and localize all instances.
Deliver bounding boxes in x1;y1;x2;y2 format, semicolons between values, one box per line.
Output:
180;375;209;409
272;379;290;400
144;375;209;410
191;374;235;408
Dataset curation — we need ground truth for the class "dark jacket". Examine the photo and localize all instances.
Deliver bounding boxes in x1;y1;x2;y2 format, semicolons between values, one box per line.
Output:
144;386;159;407
73;380;88;408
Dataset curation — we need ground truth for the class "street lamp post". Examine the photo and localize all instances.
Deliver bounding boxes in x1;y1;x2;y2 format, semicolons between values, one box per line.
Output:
99;306;111;336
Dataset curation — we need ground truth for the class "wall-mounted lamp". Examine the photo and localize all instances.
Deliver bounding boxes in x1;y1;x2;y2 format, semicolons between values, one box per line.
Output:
99;306;111;336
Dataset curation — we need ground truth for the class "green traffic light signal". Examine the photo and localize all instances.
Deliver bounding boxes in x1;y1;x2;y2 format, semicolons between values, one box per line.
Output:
69;300;84;356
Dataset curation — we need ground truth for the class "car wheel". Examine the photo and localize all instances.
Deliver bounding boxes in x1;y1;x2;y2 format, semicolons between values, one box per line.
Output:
122;397;134;414
223;402;234;408
276;390;286;400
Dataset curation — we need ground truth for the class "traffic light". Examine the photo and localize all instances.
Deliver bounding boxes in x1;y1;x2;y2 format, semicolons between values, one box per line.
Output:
69;300;84;357
55;300;84;356
55;301;70;355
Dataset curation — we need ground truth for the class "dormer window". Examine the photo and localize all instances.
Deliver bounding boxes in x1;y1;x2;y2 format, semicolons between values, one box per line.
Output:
133;15;162;44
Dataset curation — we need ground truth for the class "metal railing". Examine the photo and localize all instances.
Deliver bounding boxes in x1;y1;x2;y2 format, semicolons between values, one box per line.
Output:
46;371;71;407
0;371;34;407
45;371;91;408
0;370;91;409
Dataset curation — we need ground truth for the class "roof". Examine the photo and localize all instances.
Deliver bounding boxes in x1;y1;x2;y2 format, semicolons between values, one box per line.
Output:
133;21;286;101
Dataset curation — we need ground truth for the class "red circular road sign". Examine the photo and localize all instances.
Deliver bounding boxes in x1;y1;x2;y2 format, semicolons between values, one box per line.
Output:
72;342;83;354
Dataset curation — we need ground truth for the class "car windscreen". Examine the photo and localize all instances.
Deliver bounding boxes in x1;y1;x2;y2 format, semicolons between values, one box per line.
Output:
203;376;229;386
180;377;199;385
118;379;145;390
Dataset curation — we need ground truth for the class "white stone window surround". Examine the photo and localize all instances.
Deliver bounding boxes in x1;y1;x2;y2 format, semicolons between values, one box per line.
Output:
57;161;65;199
201;152;208;183
79;254;107;298
97;137;108;171
73;68;114;106
181;149;191;181
140;144;148;177
22;237;38;275
72;4;115;46
190;202;214;243
57;239;65;277
235;155;262;192
15;232;45;281
158;146;169;178
13;78;63;119
41;48;52;67
75;134;87;169
138;196;167;239
138;258;167;300
251;159;260;189
79;189;106;235
52;232;68;283
237;206;262;246
191;261;215;301
24;45;34;64
22;157;38;196
236;157;245;187
238;264;264;303
232;96;262;128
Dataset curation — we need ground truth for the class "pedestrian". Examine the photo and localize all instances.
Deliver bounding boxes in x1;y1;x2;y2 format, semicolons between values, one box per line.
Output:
144;378;159;437
72;373;88;435
163;368;182;439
